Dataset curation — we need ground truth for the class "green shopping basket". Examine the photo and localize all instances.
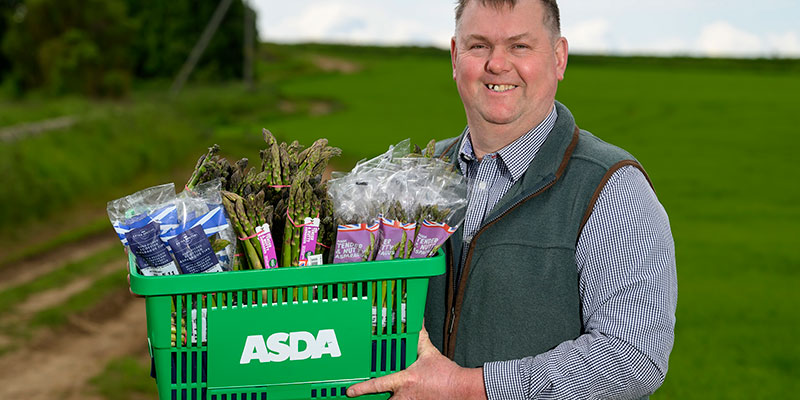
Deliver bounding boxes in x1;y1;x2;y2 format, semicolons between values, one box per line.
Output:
128;251;445;400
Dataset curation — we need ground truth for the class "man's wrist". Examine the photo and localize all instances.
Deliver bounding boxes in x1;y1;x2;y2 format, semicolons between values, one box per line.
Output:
453;366;488;399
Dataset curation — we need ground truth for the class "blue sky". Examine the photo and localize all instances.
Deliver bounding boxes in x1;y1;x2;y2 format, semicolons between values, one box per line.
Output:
248;0;800;58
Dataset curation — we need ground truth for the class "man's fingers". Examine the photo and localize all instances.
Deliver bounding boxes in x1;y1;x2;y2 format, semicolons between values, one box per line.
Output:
347;372;403;397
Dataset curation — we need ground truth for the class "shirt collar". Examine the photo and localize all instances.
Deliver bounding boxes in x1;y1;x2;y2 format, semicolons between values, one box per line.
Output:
457;105;558;182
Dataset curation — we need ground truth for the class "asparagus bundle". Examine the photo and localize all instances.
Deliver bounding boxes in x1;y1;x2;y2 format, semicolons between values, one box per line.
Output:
328;139;466;264
185;129;341;271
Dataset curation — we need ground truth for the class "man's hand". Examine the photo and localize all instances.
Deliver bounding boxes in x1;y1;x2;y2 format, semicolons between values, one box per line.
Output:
346;324;487;399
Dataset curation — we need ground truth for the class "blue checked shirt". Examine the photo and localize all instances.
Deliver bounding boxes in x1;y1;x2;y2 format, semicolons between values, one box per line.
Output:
457;105;677;399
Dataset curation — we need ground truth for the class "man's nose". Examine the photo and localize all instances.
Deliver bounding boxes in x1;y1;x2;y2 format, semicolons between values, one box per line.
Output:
485;48;511;74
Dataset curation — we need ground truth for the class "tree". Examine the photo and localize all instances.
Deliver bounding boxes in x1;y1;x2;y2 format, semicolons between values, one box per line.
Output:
1;0;134;96
123;0;253;82
0;0;255;97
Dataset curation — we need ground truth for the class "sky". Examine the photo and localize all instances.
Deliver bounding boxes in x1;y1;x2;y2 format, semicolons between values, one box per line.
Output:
248;0;800;58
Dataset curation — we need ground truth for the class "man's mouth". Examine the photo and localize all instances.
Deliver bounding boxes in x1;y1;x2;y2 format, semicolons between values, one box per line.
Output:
486;84;518;93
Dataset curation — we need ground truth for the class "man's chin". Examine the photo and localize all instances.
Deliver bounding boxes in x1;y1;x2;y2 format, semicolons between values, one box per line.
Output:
481;114;519;126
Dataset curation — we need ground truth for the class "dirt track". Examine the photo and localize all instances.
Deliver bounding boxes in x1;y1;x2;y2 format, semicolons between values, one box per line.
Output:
0;235;154;399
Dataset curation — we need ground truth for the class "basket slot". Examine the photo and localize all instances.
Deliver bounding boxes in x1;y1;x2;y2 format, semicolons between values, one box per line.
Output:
370;339;377;373
391;338;397;372
311;385;349;398
381;339;387;372
210;391;267;400
400;337;407;370
189;294;197;347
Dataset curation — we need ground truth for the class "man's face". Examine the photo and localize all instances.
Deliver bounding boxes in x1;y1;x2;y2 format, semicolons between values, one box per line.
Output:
452;0;568;135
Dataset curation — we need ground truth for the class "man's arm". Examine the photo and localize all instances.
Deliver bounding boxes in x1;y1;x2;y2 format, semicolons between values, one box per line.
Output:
483;165;677;399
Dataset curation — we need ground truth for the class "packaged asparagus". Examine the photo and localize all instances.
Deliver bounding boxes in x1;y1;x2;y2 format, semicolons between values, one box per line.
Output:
162;179;232;274
329;174;381;263
107;183;181;276
409;165;467;258
374;164;419;260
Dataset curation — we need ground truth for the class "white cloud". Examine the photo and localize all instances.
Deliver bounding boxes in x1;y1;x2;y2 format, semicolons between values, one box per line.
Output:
564;19;612;53
256;1;450;48
696;21;763;57
766;31;800;57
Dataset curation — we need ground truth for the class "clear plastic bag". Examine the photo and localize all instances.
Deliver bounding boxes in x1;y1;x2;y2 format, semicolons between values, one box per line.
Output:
329;140;467;262
162;179;234;274
107;183;180;276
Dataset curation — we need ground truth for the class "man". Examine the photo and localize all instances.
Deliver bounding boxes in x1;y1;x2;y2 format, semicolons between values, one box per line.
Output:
348;0;677;399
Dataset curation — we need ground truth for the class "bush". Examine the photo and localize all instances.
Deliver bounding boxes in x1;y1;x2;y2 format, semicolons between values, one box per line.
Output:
1;0;134;97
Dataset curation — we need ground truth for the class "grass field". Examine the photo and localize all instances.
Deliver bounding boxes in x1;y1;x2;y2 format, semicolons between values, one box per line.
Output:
1;43;798;398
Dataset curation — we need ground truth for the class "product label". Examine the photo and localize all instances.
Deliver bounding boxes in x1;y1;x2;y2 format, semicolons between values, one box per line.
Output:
255;224;279;268
306;254;324;266
371;304;406;328
299;217;320;265
333;223;379;263
168;225;222;274
162;205;229;242
190;308;208;344
410;220;457;259
126;221;180;276
114;204;178;246
375;217;416;260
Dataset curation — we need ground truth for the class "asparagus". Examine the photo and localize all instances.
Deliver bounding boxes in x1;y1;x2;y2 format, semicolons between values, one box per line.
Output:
234;195;263;269
186;144;220;190
424;139;436;159
221;191;261;270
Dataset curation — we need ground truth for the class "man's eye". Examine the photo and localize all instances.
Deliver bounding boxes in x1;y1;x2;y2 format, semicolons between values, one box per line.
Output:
512;44;530;49
470;44;487;49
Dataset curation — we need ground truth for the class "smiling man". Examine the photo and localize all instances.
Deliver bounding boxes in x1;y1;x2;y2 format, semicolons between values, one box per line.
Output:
347;1;677;399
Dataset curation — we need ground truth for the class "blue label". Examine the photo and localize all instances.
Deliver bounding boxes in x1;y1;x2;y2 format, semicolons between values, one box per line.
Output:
168;225;220;274
163;205;229;241
114;204;178;245
126;221;174;269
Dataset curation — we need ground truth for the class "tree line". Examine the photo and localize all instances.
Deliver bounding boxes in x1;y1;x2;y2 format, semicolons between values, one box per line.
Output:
0;0;254;97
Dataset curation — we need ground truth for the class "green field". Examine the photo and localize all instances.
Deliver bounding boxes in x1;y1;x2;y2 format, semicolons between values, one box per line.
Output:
1;44;798;398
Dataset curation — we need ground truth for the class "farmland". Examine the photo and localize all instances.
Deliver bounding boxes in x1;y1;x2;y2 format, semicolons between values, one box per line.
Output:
0;43;798;398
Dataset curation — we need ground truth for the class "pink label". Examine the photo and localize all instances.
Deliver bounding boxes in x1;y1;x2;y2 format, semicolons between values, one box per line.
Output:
299;217;320;264
256;224;279;268
375;217;416;260
410;220;456;259
333;223;380;263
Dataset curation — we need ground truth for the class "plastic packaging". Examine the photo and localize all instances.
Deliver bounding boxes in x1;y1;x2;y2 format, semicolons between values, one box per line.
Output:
107;183;180;276
162;179;234;274
329;140;467;263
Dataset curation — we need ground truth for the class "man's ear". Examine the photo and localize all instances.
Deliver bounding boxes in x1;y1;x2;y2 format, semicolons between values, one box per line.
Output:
451;36;458;80
554;36;568;81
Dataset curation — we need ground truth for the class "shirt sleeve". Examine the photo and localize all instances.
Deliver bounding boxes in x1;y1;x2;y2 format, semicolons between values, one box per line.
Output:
482;165;677;399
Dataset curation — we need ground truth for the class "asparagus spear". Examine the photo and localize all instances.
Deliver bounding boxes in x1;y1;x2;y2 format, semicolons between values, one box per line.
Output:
186;144;220;190
423;139;436;159
234;195;263;269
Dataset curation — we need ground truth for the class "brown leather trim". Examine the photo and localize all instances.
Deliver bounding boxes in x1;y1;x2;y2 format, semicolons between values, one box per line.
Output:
577;160;654;241
444;125;581;359
438;138;460;161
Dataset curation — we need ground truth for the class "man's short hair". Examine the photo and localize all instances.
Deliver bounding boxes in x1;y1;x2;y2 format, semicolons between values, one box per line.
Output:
454;0;561;39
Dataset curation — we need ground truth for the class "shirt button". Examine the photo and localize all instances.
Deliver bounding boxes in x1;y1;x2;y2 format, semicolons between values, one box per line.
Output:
478;181;487;190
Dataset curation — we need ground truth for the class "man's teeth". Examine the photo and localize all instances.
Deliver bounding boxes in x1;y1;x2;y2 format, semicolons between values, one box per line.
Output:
487;84;517;92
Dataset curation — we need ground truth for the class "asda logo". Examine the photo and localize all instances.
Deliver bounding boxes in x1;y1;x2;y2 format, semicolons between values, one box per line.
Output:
239;329;341;364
